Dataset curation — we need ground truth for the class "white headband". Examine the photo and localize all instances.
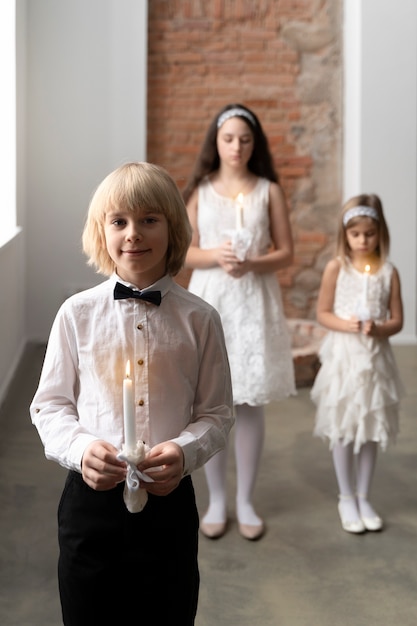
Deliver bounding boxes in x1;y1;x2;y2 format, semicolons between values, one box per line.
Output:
217;107;256;129
343;205;379;227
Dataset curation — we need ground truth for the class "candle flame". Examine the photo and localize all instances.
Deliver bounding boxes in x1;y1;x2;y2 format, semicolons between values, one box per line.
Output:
236;192;244;204
365;264;370;273
125;359;131;378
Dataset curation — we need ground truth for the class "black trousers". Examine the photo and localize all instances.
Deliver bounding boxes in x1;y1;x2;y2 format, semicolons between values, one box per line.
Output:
58;471;200;625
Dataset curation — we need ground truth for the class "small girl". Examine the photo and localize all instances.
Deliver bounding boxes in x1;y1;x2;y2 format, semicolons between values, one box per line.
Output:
311;193;405;534
184;104;296;540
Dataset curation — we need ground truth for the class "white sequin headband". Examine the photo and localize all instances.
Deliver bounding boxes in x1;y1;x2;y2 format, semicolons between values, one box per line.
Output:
217;107;256;129
343;205;379;227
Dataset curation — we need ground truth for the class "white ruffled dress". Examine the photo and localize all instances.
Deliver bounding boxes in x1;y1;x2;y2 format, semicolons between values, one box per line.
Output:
311;259;405;452
188;177;296;406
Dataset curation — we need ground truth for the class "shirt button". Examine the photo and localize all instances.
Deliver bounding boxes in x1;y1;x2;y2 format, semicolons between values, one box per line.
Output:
137;359;144;366
138;399;144;406
137;324;143;330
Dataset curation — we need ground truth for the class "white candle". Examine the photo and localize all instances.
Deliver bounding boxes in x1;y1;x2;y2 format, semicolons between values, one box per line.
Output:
235;193;244;230
362;264;370;303
123;360;136;452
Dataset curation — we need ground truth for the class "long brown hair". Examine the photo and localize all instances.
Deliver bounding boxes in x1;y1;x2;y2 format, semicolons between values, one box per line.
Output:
183;103;278;204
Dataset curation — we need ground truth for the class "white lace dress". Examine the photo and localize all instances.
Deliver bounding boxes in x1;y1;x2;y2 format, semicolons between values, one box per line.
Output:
311;259;405;452
188;177;296;406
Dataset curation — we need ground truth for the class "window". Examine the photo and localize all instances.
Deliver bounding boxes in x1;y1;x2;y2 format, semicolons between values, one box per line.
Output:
0;0;17;248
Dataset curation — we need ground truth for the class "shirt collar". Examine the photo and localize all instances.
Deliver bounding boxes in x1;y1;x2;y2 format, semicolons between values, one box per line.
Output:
111;273;173;300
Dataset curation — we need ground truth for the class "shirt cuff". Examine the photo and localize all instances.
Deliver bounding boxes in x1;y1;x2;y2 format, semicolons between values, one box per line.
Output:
170;432;197;476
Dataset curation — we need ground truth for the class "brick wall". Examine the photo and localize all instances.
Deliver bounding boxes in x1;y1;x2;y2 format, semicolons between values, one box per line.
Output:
147;0;342;319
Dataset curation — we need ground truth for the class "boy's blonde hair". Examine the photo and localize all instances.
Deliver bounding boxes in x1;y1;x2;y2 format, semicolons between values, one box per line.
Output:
337;193;390;264
82;162;192;277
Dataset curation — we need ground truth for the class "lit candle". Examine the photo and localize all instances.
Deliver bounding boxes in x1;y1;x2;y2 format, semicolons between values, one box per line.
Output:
235;193;244;230
123;360;136;452
362;264;370;303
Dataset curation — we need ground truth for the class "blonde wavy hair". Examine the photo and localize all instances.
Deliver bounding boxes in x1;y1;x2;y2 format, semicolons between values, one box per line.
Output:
82;162;192;277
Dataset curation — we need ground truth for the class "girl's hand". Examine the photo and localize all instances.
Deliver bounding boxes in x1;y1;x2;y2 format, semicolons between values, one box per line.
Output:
346;317;362;333
362;319;376;336
217;241;251;278
228;258;252;278
217;240;238;273
81;440;127;491
138;442;185;496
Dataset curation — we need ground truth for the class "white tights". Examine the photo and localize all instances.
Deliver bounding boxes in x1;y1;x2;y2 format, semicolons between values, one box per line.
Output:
202;404;265;526
332;441;379;521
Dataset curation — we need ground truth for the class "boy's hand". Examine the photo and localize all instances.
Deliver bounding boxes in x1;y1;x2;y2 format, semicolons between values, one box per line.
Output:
81;440;126;491
138;441;184;496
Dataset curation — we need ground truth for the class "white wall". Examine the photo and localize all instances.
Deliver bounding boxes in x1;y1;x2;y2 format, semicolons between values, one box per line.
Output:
25;0;148;342
0;0;147;405
344;0;417;343
0;235;25;403
0;0;25;404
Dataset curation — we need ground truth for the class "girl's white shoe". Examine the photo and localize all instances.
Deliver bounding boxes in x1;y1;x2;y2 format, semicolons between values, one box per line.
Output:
361;514;383;531
338;495;366;534
357;494;384;531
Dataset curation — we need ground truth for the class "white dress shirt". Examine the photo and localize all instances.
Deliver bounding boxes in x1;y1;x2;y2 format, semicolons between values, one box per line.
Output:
30;274;234;475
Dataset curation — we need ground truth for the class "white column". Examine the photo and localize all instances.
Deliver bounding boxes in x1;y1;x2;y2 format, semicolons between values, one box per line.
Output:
343;0;417;343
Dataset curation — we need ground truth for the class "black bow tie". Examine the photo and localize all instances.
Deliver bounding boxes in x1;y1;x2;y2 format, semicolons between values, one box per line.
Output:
113;282;162;306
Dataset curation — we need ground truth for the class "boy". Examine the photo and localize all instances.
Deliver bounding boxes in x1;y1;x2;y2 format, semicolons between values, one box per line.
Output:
30;162;234;625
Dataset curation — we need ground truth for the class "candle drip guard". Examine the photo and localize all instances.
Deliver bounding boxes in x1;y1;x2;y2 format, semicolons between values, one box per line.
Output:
117;441;153;513
355;299;371;322
223;228;253;261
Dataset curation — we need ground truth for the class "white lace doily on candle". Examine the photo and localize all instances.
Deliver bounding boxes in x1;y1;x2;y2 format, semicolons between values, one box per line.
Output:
223;228;253;261
117;441;154;513
355;298;371;322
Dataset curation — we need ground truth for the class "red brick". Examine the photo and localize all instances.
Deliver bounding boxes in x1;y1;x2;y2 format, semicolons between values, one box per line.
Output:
147;0;339;321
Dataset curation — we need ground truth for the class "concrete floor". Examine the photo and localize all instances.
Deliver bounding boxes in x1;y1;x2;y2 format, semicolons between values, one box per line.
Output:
0;343;416;625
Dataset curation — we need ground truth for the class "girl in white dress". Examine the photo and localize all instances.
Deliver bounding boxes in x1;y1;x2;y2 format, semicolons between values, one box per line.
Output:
184;104;296;540
311;194;405;534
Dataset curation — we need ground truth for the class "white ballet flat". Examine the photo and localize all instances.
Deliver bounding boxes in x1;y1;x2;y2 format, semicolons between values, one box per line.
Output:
357;494;384;531
361;515;383;532
338;496;366;534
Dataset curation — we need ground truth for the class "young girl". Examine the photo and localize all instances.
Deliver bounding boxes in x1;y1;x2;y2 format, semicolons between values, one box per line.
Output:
311;193;405;534
30;162;234;625
184;104;296;540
